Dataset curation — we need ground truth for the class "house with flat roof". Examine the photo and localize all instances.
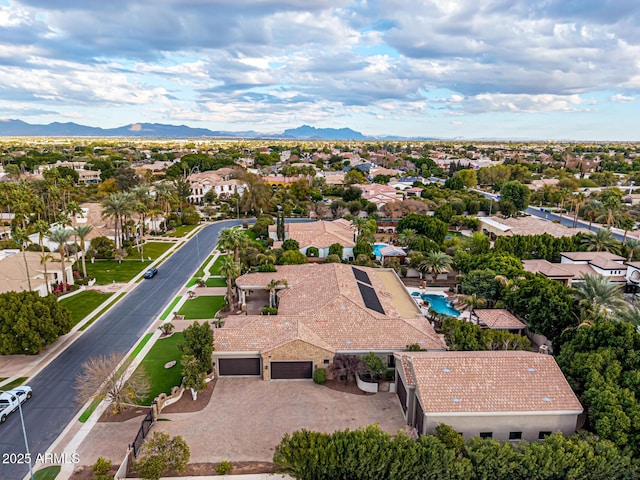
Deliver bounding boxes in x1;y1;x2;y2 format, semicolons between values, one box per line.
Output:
523;251;627;286
268;219;356;260
213;263;446;380
395;351;583;441
479;216;590;240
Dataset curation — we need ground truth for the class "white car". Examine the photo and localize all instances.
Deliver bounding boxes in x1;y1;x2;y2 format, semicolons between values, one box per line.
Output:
0;386;32;423
9;386;32;404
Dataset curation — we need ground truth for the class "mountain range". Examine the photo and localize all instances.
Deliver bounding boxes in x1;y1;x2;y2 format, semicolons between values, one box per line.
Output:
0;120;406;140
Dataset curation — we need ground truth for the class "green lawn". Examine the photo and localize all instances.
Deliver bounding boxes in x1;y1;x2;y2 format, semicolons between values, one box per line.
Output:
178;296;225;319
59;291;114;327
209;254;227;276
160;297;182;320
205;277;227;287
34;466;61;480
85;242;174;284
136;333;185;405
166;224;199;237
1;377;28;390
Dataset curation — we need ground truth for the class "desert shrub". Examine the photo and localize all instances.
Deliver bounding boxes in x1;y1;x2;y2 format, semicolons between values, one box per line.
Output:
313;368;326;385
215;461;233;475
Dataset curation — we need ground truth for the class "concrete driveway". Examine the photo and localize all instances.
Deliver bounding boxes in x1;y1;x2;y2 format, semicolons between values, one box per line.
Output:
155;378;407;463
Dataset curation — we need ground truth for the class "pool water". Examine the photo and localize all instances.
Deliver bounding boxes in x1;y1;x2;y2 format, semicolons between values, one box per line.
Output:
372;243;391;258
411;292;460;317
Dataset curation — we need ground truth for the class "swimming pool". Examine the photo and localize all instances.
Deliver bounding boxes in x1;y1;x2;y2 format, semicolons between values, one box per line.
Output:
372;243;391;258
411;292;460;317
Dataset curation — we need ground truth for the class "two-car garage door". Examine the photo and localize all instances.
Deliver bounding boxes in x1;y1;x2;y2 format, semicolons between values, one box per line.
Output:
270;361;313;380
218;358;313;379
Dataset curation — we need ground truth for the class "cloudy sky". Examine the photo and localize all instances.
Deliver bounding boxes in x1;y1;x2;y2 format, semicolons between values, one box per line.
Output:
0;0;638;140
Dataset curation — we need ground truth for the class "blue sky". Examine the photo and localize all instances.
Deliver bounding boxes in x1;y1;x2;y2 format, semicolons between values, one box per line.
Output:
0;0;638;140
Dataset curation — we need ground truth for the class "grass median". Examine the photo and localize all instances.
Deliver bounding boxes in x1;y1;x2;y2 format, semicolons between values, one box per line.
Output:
85;242;174;284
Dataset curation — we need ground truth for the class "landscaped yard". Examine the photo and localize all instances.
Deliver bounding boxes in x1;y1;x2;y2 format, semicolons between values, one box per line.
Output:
166;224;199;237
177;296;225;319
85;241;173;283
209;254;227;276
136;333;184;405
205;277;226;287
59;291;114;326
33;466;61;480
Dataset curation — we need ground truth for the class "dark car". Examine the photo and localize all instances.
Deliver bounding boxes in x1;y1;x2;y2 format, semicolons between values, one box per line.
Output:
143;268;158;279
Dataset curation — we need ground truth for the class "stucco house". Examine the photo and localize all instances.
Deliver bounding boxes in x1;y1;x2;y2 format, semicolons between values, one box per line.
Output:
395;350;583;441
213;263;446;380
0;250;75;296
523;251;627;287
268;219;356;260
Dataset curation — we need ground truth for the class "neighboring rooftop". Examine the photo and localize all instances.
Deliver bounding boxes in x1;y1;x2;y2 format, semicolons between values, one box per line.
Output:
472;309;526;330
269;219;355;249
480;216;591;238
398;350;583;414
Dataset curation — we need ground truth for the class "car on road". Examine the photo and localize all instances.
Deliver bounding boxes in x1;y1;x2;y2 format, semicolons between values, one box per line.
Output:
0;386;31;423
143;268;158;279
9;386;32;404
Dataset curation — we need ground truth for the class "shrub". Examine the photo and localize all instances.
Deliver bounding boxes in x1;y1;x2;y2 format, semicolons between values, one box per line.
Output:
158;323;175;336
262;306;278;315
306;246;320;257
313;368;326;385
215;461;233;475
92;457;112;477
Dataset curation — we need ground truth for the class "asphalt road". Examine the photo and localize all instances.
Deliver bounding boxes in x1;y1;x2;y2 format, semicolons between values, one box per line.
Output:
0;220;242;480
472;189;628;242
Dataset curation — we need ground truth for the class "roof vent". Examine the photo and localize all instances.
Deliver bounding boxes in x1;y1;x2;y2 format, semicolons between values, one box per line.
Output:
263;321;270;326
418;340;425;345
220;341;228;347
443;368;451;373
251;341;259;346
528;367;536;372
542;397;552;402
452;397;461;403
346;340;352;345
340;305;347;311
283;321;290;326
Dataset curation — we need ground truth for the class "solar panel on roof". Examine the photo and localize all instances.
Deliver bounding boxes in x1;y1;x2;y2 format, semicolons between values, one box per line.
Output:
352;267;372;285
357;282;385;315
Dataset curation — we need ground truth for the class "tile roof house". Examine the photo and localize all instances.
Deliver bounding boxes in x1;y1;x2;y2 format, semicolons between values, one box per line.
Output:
187;170;246;204
479;216;591;240
471;309;526;334
524;251;627;287
214;263;446;380
268;219;356;260
395;351;583;441
0;250;75;296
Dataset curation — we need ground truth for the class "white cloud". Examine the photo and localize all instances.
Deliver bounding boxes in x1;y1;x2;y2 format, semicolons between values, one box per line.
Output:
610;94;636;103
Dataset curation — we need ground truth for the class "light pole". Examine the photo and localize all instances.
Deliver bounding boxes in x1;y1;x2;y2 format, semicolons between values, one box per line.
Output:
0;389;33;480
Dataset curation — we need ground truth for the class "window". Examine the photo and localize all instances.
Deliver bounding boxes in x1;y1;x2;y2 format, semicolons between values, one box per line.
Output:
479;432;493;439
387;355;396;368
538;431;552;440
509;431;522;440
323;359;330;365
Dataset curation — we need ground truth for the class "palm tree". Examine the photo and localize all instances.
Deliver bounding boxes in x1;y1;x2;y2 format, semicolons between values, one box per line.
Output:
218;228;245;262
48;228;73;293
74;224;94;278
397;228;417;248
153;182;178;232
616;215;635;242
33;219;51;292
265;279;288;308
572;192;587;228
574;274;630;319
219;255;241;311
624;238;640;262
418;251;453;285
101;192;135;249
39;252;55;295
612;301;640;329
13;227;32;291
582;199;603;230
581;228;621;253
461;293;487;312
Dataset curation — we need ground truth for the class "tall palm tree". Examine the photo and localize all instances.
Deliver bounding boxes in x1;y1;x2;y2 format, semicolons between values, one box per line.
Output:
613;301;640;329
33;219;51;292
624;238;640;262
101;192;135;249
40;252;55;295
572;192;587;228
581;228;621;253
574;273;629;319
582;199;603;230
154;182;178;231
219;256;241;311
13;227;32;291
419;251;453;285
74;224;94;278
48;228;73;292
616;215;635;242
218;228;245;262
265;279;288;308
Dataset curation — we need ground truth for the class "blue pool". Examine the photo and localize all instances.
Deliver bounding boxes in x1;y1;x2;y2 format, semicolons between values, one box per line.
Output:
411;292;460;317
373;243;390;258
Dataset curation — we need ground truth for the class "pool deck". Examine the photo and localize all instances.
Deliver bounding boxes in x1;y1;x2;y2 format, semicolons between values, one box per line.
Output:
404;286;472;321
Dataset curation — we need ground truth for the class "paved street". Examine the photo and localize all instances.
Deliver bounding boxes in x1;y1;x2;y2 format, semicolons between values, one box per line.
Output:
0;220;241;480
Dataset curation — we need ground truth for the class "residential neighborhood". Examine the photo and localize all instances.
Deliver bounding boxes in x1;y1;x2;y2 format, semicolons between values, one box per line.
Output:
0;138;639;479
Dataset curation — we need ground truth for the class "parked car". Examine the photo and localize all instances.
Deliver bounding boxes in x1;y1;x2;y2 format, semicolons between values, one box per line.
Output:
0;386;31;423
143;268;158;279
